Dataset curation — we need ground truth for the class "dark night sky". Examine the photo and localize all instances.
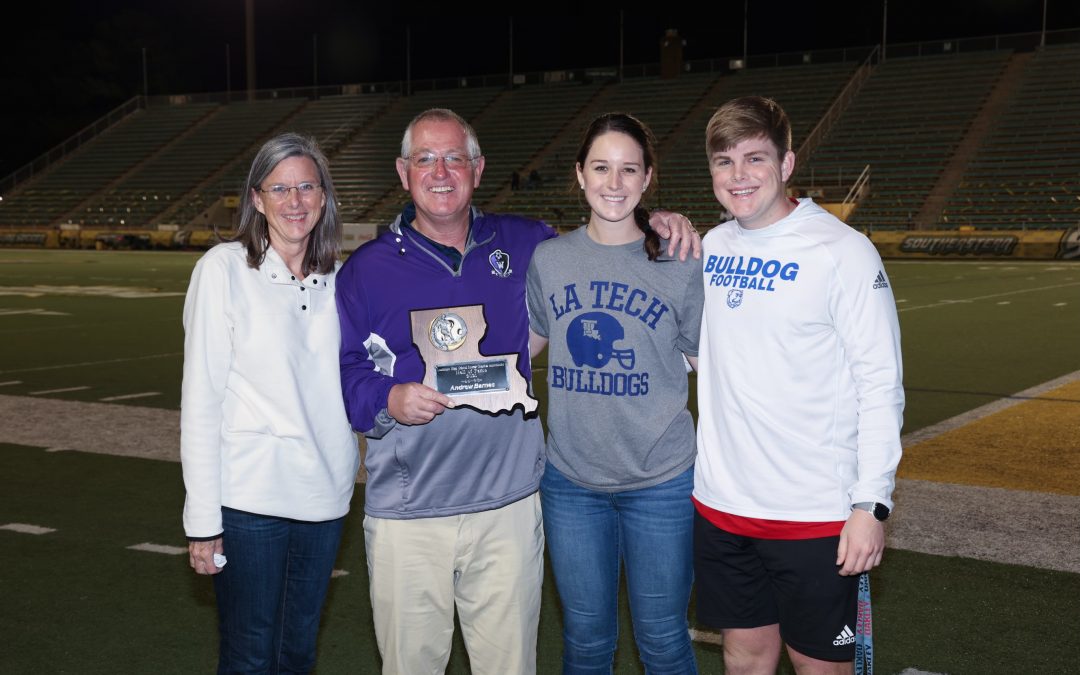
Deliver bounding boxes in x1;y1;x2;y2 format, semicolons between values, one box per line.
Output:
2;0;1077;178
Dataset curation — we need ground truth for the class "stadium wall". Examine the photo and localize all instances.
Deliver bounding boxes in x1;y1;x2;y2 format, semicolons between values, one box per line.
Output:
1;227;1078;260
868;228;1080;260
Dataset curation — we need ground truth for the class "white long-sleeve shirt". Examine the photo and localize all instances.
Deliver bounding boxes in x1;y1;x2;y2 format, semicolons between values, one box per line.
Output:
181;242;359;538
695;199;904;524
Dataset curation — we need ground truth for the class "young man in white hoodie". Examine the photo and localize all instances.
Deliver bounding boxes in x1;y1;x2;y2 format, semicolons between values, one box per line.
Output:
693;96;904;675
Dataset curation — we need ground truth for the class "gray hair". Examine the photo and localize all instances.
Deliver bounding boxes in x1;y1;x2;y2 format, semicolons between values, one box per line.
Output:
400;108;482;162
234;132;341;275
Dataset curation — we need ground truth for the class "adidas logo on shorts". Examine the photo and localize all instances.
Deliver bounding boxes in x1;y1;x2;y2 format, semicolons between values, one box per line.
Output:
832;624;856;646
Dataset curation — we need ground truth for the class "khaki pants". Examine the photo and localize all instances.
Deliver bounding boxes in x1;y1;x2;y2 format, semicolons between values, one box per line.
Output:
364;493;544;675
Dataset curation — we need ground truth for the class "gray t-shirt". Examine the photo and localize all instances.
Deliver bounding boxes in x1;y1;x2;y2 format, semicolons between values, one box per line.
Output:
526;227;704;491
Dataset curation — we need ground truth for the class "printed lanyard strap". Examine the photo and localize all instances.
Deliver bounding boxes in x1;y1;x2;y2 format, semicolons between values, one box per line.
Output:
855;572;873;675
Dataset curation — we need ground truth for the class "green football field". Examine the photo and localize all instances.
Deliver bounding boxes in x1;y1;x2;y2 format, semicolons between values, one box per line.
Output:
1;249;1078;673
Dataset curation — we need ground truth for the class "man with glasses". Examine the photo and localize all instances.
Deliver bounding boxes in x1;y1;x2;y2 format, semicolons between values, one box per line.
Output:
336;108;699;674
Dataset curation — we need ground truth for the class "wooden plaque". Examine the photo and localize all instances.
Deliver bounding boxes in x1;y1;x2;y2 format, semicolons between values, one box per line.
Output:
410;304;538;416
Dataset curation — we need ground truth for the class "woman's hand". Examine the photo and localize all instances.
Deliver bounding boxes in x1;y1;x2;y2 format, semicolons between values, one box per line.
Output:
189;537;225;576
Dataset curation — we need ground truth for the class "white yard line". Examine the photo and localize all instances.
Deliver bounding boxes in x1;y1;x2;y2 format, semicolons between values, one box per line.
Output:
888;260;1063;268
0;308;70;316
888;369;1080;575
688;628;723;646
0;352;181;375
0;380;21;386
1;523;56;535
900;369;1080;447
897;281;1080;312
0;285;185;299
99;392;162;402
29;386;90;395
127;543;187;555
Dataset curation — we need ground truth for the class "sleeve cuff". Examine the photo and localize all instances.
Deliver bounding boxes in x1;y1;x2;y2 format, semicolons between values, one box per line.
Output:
186;532;223;542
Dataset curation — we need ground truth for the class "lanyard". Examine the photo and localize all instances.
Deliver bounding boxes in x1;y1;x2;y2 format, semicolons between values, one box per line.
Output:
855;572;874;675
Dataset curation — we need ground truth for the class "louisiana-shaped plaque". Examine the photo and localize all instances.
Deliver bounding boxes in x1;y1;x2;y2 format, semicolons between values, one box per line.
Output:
410;304;538;416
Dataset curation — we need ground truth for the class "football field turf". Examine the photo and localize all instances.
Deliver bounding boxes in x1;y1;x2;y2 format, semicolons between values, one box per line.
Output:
1;250;1078;673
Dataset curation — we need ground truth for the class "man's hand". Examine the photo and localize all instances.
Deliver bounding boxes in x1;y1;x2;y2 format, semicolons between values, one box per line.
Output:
189;538;224;576
387;382;456;425
836;508;885;576
648;210;702;261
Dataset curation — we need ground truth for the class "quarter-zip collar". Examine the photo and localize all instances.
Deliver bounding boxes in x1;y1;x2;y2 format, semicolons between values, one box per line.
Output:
390;203;496;278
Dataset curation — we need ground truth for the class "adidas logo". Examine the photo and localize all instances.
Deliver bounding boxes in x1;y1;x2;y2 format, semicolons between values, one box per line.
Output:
832;625;856;646
872;270;889;289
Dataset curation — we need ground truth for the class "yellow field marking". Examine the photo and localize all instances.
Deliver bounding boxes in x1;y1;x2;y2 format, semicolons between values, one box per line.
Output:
899;378;1080;496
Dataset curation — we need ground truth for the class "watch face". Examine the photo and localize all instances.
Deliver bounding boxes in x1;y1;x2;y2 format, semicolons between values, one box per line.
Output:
873;503;891;521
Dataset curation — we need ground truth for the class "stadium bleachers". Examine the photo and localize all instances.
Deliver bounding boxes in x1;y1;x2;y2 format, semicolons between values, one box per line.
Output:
0;103;216;227
491;63;857;228
75;99;304;227
495;72;721;227
793;50;1012;230
470;81;604;214
163;93;394;228
941;44;1080;229
662;61;857;227
335;87;503;225
2;41;1078;235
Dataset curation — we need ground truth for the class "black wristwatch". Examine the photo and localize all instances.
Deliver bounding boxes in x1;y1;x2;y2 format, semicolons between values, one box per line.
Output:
852;502;891;522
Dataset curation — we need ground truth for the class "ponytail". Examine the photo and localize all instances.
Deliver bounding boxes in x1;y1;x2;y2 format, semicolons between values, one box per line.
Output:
634;206;661;261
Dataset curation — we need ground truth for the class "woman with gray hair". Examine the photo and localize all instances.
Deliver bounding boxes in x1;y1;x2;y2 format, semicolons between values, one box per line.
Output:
180;132;359;672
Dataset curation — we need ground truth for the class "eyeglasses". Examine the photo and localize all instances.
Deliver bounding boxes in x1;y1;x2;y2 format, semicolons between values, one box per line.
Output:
256;182;323;202
405;153;475;170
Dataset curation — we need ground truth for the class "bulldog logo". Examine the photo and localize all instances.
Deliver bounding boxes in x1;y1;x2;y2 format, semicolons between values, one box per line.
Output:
726;289;744;309
489;249;512;277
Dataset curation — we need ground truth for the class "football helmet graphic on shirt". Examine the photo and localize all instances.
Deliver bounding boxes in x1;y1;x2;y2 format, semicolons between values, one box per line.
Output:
566;312;636;370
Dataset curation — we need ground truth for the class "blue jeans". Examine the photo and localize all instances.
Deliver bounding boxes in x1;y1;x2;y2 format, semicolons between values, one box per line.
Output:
541;463;698;675
213;507;344;674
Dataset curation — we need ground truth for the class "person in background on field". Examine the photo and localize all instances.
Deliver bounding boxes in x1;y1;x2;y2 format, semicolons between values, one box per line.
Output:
335;108;700;675
526;112;703;674
693;96;904;675
181;132;360;673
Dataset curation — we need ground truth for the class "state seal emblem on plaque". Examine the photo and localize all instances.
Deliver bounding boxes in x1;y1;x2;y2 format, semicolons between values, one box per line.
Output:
429;312;468;351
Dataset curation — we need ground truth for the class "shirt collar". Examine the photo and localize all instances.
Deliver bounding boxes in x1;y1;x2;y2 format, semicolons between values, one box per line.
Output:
261;245;330;290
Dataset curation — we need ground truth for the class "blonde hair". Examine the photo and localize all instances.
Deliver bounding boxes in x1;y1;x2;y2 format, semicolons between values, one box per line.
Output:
705;96;791;158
